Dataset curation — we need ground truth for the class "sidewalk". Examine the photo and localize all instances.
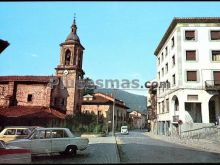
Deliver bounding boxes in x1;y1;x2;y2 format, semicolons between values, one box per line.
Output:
145;132;220;154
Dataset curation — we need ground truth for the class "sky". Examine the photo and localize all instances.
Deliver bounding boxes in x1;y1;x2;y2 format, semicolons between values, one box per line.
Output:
0;2;220;96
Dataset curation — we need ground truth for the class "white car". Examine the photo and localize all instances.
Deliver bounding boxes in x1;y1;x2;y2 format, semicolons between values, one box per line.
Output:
0;126;33;142
121;126;129;135
6;128;89;156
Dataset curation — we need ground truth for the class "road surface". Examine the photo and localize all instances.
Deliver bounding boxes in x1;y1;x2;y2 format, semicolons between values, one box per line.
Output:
116;130;220;163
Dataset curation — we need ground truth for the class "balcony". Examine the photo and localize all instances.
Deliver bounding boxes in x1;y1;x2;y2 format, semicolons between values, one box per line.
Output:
205;80;220;90
173;115;179;123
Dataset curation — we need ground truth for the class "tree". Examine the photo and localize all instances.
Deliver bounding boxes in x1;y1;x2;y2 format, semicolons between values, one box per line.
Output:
82;77;96;95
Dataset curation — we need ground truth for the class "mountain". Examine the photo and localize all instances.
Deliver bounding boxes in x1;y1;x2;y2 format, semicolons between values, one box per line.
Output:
94;88;147;113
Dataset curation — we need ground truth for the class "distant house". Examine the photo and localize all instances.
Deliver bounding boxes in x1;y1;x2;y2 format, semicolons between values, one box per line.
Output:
128;111;147;129
0;39;9;54
81;93;129;131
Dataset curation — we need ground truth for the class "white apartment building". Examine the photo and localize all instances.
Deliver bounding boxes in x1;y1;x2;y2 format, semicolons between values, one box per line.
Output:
154;17;220;136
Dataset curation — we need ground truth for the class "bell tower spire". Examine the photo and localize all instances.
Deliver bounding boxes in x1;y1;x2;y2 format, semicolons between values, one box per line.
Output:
55;16;85;115
71;13;77;35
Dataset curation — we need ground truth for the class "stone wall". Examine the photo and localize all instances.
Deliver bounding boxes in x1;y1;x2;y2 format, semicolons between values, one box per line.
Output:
0;84;9;106
16;84;50;107
81;104;110;118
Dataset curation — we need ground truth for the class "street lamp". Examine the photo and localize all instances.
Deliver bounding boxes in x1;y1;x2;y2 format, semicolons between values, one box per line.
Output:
112;85;116;136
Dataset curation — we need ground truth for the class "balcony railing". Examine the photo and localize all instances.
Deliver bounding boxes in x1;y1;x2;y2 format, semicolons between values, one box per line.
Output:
173;115;179;123
205;80;220;90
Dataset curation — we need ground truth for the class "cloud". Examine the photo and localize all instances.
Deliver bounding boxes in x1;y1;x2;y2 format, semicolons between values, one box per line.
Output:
31;54;38;58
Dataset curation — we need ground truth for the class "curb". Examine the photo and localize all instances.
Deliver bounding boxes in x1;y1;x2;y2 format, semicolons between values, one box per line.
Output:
81;133;106;138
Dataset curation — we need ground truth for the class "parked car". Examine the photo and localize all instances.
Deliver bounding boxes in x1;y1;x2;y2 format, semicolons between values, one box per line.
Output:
0;126;33;142
6;127;89;156
121;126;129;135
0;140;31;164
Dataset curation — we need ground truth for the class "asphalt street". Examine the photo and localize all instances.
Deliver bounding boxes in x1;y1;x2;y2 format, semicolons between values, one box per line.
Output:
116;130;220;163
31;136;119;164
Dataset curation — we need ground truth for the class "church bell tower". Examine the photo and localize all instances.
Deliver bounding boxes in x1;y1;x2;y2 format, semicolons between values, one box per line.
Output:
55;17;85;115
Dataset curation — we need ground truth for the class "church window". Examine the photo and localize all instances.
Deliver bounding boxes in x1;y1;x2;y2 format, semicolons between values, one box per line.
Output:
65;49;71;65
27;94;33;102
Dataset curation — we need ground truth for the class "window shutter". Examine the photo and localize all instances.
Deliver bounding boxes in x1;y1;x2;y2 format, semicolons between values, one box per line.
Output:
185;31;195;38
214;71;220;85
186;51;196;60
212;51;220;61
187;71;197;81
211;31;220;40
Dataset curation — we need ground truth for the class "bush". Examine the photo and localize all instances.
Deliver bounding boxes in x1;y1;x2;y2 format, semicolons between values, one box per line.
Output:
65;112;105;134
93;124;102;133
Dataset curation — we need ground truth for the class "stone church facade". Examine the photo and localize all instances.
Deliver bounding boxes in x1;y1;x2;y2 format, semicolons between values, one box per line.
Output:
0;18;85;128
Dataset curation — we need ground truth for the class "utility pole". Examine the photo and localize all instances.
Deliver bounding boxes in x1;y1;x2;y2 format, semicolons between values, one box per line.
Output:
112;85;116;136
112;95;115;136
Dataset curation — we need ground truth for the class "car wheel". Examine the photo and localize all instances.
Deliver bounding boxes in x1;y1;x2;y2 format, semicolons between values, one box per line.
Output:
65;146;77;156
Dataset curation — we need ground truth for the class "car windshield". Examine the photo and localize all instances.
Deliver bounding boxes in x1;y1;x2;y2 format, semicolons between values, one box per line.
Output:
26;129;36;139
121;127;127;129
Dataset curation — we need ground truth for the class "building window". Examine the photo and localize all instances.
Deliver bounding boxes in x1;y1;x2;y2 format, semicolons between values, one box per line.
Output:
162;68;164;77
166;99;169;112
65;49;71;65
213;71;220;85
171;37;175;47
212;51;220;61
185;30;195;40
165;63;168;73
172;74;176;85
27;94;33;102
162;101;164;113
211;30;220;40
187;71;197;81
161;53;164;62
158;57;160;65
158;102;161;114
172;55;175;66
186;50;196;61
165;47;168;56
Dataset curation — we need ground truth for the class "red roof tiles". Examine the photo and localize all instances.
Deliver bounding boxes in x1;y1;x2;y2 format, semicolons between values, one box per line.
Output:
0;76;52;83
82;93;129;109
0;106;65;119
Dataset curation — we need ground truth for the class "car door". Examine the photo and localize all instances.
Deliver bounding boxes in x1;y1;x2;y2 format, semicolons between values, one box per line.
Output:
2;129;16;142
15;129;30;140
51;129;69;153
30;130;52;154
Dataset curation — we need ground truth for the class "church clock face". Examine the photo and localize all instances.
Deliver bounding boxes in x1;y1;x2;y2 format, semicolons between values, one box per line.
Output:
63;70;69;75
